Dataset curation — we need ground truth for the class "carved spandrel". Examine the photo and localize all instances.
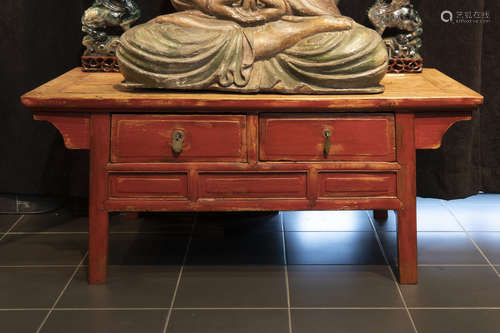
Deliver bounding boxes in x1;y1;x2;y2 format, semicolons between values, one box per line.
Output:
81;0;140;72
415;113;472;149
369;0;423;59
33;114;90;150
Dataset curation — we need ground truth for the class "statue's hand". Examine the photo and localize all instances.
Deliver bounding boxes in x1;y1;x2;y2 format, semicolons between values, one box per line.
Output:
281;15;353;31
321;15;354;31
242;0;258;11
234;14;267;25
232;8;267;25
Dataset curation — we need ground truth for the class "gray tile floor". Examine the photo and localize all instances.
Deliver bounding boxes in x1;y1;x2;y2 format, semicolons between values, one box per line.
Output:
0;194;499;333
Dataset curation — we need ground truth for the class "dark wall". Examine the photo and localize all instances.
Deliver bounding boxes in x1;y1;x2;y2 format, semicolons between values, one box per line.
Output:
0;0;498;199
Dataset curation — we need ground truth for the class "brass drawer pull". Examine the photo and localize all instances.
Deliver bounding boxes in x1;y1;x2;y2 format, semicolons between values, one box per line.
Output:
323;129;331;158
172;130;185;154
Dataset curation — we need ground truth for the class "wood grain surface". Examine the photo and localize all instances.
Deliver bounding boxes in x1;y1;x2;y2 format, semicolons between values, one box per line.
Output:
111;114;247;163
260;114;395;161
22;68;483;112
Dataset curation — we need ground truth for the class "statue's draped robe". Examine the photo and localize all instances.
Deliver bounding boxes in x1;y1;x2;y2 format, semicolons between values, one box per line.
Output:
117;0;388;93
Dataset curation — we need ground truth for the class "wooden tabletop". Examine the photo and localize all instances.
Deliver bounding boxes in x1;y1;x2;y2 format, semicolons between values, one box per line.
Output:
22;68;483;112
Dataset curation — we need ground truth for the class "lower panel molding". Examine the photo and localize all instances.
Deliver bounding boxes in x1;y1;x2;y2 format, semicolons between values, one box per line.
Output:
198;172;307;199
109;173;188;199
104;197;401;212
318;172;396;198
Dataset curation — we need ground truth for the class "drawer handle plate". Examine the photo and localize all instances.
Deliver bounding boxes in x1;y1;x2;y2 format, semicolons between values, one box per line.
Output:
323;129;331;158
172;130;185;154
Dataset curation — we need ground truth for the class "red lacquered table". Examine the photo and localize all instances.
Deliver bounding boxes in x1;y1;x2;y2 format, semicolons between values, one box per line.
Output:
22;68;483;284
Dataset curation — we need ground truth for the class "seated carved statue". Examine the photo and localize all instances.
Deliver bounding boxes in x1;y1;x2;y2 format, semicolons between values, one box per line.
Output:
117;0;389;93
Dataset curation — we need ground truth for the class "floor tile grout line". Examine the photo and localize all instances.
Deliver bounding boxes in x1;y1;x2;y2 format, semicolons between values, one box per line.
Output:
4;230;290;235
109;231;193;234
161;215;197;333
5;231;380;234
408;307;500;310
5;231;194;235
418;264;491;267
173;307;290;311
0;265;89;268
279;230;375;233
437;231;500;233
290;307;405;310
0;307;408;311
0;262;491;268
0;215;25;242
3;306;500;311
0;264;491;268
376;230;483;233
7;229;500;235
8;232;89;235
4;230;466;235
1;264;493;268
441;201;500;278
35;251;88;333
281;213;293;333
0;309;54;311
365;211;419;333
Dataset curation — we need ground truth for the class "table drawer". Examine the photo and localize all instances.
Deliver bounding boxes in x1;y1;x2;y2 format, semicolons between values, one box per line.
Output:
260;114;395;161
111;115;247;163
199;172;307;199
318;172;396;198
109;173;188;199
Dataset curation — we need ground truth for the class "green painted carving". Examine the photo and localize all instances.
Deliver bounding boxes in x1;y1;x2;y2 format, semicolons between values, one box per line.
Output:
368;0;423;58
82;0;140;56
117;0;389;94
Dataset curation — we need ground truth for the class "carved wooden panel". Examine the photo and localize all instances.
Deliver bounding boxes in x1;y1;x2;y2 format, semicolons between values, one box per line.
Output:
415;113;472;149
34;113;90;149
111;115;247;162
318;172;396;198
198;172;307;199
109;173;188;199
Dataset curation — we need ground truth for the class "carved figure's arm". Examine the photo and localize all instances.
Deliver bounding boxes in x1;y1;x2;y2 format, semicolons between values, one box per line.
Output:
153;0;266;25
206;0;267;24
247;0;288;21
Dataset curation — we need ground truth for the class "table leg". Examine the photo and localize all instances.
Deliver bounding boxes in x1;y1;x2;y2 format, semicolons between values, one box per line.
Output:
89;210;109;284
373;210;388;221
88;113;110;284
396;202;417;284
395;113;418;284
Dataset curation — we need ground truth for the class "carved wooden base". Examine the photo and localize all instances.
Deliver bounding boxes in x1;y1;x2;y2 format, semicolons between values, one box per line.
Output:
82;56;120;73
81;56;423;75
388;58;423;74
